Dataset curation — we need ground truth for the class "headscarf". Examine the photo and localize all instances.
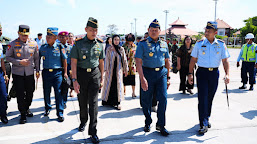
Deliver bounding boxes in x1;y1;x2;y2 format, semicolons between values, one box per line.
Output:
112;34;123;67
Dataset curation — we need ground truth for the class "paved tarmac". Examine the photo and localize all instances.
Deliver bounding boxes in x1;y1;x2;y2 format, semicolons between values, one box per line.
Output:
1;48;257;144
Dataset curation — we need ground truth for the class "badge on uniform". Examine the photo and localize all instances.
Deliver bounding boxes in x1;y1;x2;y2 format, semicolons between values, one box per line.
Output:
217;52;219;54
83;55;86;59
160;42;166;48
42;56;45;60
16;49;19;52
17;53;21;57
149;52;154;57
202;52;206;55
30;53;33;56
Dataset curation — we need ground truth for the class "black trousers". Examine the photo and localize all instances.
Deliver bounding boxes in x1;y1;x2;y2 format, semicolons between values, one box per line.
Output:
13;74;35;115
241;62;255;85
77;67;100;135
179;66;194;91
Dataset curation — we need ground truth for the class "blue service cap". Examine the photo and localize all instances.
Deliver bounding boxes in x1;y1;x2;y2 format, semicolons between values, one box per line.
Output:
206;21;217;30
149;19;160;29
47;27;58;36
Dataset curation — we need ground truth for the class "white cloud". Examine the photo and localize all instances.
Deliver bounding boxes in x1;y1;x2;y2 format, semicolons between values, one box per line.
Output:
68;0;76;8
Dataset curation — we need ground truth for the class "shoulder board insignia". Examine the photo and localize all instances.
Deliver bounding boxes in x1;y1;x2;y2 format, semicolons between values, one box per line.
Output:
75;37;83;41
197;39;204;42
97;38;103;43
217;39;225;43
140;38;147;42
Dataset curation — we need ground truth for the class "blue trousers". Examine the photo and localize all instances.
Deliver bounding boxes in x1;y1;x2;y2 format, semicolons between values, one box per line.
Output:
241;62;255;85
0;70;7;117
42;69;64;116
63;64;71;105
196;68;219;127
141;67;167;127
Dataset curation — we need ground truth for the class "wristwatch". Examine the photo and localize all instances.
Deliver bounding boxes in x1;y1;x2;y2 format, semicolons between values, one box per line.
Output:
72;78;77;82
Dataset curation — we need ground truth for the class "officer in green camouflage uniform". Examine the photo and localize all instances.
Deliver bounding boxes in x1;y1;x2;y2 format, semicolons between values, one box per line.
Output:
0;23;12;101
71;17;104;144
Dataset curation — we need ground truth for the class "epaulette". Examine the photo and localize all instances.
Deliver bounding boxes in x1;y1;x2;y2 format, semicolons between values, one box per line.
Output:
3;37;11;41
197;39;204;42
97;37;103;43
75;37;83;41
140;38;147;42
217;39;225;43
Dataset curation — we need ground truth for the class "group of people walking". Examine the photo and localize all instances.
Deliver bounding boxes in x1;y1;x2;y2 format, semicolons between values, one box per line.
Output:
1;16;256;143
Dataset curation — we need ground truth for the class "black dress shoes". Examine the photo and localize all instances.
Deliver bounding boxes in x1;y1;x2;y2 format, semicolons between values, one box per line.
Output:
19;115;27;124
144;124;150;132
78;123;85;132
208;122;211;128
26;109;33;117
156;125;169;136
198;126;208;134
0;116;8;124
90;135;100;144
44;110;50;116
239;85;246;89
57;116;64;122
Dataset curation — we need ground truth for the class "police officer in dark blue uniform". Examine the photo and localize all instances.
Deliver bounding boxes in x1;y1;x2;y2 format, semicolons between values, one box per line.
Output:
135;19;170;136
57;31;72;109
188;22;230;134
39;27;68;122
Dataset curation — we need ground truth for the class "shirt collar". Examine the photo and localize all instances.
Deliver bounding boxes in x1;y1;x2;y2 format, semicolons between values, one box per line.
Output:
147;36;161;43
203;37;218;45
84;35;97;43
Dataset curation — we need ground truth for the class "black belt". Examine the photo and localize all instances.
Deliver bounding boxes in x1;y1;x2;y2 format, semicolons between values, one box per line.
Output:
78;67;98;72
43;68;62;72
198;67;218;71
143;66;164;71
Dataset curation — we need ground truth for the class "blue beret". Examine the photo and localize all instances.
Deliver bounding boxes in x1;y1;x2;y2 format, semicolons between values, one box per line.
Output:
149;19;160;29
206;21;217;30
47;27;58;36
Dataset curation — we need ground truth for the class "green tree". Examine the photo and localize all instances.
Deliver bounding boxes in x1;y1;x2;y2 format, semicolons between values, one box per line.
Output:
107;24;118;35
241;17;257;37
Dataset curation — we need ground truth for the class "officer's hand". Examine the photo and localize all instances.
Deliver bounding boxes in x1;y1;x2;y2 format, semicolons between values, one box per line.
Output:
36;72;40;79
237;62;240;67
64;73;68;80
167;80;170;89
20;59;30;66
4;75;9;84
176;65;181;71
140;77;148;91
224;75;230;84
124;73;128;77
188;74;193;85
73;81;80;94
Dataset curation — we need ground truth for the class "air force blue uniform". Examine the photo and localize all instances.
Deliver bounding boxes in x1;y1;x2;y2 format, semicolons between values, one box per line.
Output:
135;30;169;128
39;27;67;117
191;36;230;127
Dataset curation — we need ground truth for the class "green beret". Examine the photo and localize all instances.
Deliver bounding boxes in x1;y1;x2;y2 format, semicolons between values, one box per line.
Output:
87;17;98;28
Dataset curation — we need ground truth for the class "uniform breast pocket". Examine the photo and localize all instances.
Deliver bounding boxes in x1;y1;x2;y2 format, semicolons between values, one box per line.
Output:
53;51;60;57
160;48;167;57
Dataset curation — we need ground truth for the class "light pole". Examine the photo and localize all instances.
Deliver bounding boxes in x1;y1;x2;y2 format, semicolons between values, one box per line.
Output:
214;0;218;22
130;22;133;33
164;10;169;39
134;18;137;38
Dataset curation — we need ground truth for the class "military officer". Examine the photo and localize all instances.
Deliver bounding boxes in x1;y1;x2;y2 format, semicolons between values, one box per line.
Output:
237;33;257;90
39;27;68;122
0;23;12;101
71;17;104;144
0;42;9;124
188;21;230;134
135;19;170;136
57;31;72;109
6;25;40;124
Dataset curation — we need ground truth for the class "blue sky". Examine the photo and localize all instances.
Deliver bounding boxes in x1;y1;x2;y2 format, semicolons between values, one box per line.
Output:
0;0;256;39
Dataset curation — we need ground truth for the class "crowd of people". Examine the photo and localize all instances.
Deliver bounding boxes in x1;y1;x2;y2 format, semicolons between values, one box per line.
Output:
0;16;256;143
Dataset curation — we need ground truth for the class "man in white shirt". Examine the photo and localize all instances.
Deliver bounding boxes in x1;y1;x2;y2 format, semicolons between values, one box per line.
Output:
35;33;45;48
